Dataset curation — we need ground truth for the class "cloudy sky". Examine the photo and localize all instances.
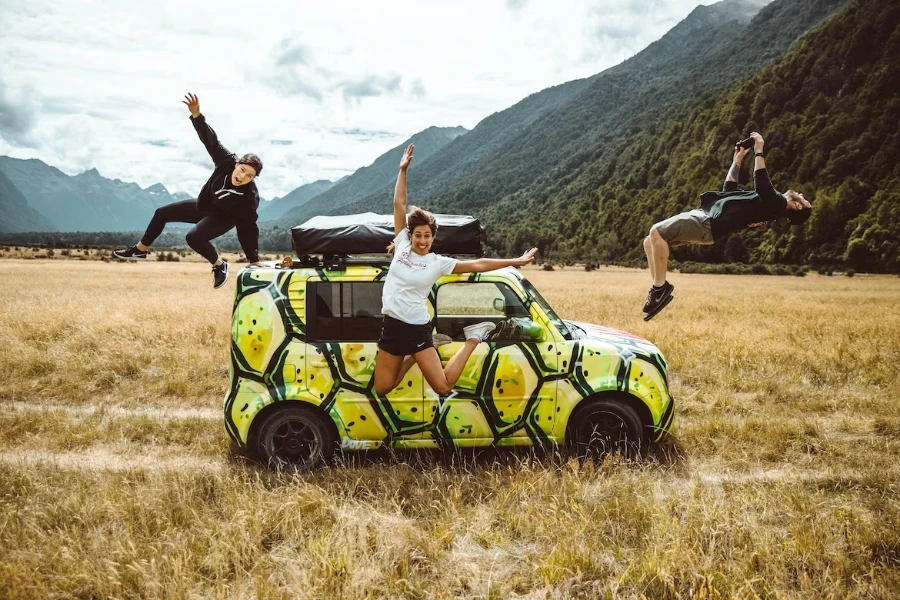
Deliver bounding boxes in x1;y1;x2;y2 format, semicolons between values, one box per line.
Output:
2;0;715;199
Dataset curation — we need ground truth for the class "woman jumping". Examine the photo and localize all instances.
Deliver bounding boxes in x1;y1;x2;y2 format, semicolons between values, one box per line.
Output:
373;143;537;396
114;93;263;288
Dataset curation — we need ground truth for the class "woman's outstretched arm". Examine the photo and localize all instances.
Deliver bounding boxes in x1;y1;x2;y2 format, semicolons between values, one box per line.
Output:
452;248;538;274
393;144;414;236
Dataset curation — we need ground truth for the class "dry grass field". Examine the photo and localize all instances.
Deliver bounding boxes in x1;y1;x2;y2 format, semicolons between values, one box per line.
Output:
0;244;257;263
1;258;898;599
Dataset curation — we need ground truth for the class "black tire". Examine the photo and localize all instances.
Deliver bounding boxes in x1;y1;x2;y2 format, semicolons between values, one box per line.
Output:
254;406;336;472
568;397;645;459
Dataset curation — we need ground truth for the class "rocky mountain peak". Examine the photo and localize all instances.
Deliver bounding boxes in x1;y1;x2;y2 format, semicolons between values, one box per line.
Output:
145;183;170;195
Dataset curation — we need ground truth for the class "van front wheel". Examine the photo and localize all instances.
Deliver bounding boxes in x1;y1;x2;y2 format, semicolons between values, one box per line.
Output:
255;406;335;472
569;398;644;458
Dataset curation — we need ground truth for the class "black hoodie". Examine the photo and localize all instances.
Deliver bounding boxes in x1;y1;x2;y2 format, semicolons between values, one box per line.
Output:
190;114;260;263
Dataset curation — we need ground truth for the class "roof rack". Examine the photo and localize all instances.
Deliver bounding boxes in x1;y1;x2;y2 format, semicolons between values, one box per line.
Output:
294;252;482;271
295;254;391;270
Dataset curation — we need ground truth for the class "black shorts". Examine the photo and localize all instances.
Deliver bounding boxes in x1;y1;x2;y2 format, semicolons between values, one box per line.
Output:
378;316;433;356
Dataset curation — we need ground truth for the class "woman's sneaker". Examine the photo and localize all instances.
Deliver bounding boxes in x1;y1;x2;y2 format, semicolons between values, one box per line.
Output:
212;260;229;289
433;333;453;347
463;321;496;342
113;246;147;261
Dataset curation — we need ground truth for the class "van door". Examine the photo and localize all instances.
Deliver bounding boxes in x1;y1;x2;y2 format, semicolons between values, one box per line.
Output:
305;278;425;444
430;279;557;447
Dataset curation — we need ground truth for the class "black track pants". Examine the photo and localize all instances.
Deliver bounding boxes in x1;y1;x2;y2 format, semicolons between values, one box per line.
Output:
140;199;235;264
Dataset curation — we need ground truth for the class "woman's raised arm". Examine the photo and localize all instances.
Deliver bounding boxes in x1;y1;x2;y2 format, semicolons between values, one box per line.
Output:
393;144;414;236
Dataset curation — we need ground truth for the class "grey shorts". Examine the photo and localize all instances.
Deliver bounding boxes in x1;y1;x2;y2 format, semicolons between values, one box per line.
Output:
653;209;713;247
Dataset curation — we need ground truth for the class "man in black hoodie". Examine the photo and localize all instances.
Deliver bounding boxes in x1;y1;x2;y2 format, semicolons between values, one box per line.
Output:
642;132;812;320
114;93;263;289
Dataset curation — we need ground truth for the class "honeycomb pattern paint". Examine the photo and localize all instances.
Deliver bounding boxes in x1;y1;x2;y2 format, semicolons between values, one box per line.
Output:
224;267;673;449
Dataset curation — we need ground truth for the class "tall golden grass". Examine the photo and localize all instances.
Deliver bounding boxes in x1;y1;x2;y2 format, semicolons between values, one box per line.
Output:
1;259;898;598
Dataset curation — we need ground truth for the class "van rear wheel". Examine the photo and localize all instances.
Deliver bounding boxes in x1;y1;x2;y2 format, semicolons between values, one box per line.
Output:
569;398;644;458
254;406;335;472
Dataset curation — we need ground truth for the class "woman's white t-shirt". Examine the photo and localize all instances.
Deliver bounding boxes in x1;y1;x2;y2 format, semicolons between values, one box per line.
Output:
382;231;458;325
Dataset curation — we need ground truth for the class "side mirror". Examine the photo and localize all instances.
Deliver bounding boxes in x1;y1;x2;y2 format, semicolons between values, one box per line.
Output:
527;320;545;342
490;317;546;342
492;298;505;313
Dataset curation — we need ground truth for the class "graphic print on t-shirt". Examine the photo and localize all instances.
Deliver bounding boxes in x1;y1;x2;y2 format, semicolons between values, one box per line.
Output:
382;231;457;325
396;249;429;269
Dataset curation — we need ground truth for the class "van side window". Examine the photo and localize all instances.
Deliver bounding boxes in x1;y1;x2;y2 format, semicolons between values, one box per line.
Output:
307;282;384;342
436;282;533;341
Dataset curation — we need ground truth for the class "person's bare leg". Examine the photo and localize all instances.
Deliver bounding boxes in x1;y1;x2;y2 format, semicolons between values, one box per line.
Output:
136;242;149;252
643;235;656;284
373;351;406;395
441;339;479;386
389;355;418;389
415;339;479;395
648;227;670;287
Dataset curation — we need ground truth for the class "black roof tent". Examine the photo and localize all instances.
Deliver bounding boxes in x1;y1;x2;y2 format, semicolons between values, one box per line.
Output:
291;213;486;261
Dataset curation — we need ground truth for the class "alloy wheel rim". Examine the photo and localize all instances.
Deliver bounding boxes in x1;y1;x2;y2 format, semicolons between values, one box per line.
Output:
270;419;319;467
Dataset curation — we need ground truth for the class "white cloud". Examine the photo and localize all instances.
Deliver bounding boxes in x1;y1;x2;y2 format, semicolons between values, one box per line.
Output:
0;76;41;147
0;0;736;198
337;74;404;104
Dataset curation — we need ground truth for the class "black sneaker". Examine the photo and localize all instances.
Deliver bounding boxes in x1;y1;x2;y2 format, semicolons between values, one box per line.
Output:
643;294;674;321
643;282;674;313
212;260;229;289
113;246;147;261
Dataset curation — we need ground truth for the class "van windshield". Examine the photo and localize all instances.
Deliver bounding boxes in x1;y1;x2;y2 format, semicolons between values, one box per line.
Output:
520;279;572;340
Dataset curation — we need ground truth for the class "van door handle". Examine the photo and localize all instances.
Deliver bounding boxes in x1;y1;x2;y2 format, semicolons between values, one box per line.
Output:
311;361;328;368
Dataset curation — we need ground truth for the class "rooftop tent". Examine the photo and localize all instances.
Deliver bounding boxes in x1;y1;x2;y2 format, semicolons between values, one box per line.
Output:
291;213;486;257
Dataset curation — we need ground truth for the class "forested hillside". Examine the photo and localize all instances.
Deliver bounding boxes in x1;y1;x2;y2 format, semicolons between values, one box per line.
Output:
335;0;846;217
475;0;899;272
4;0;893;273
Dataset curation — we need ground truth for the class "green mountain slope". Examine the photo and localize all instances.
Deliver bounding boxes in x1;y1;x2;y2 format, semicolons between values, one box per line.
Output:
483;0;899;271
427;0;848;215
258;179;335;221
350;75;601;212
333;0;846;220
278;126;467;226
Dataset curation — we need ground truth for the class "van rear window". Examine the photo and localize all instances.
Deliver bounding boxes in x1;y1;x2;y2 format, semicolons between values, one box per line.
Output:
307;282;384;342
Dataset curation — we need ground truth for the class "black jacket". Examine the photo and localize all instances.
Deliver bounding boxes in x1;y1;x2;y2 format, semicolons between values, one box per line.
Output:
191;114;260;263
700;168;786;240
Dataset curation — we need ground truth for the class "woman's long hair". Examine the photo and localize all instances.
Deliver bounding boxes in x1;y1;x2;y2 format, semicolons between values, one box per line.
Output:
387;206;437;253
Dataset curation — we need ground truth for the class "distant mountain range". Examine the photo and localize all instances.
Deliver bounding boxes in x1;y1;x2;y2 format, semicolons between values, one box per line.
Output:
0;169;56;233
0;158;191;233
257;179;336;222
331;0;843;218
275;125;468;226
0;125;468;233
3;0;894;272
0;0;838;236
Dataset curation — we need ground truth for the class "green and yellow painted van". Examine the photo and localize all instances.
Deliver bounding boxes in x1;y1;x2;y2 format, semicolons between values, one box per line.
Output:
226;262;674;470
